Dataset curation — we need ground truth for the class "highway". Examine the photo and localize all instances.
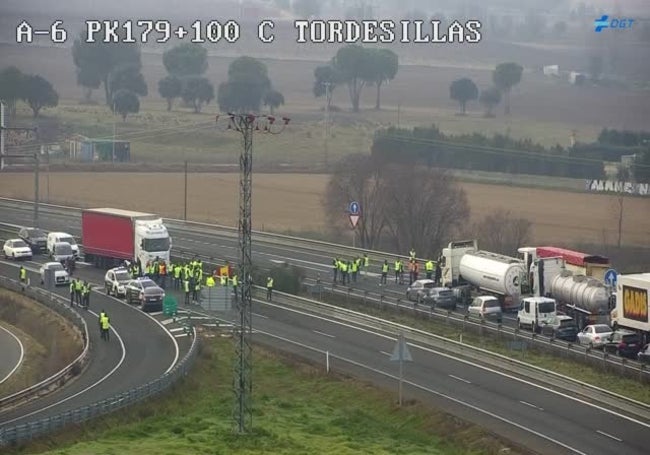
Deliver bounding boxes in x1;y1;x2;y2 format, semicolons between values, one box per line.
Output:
2;198;650;454
0;259;180;427
0;323;24;386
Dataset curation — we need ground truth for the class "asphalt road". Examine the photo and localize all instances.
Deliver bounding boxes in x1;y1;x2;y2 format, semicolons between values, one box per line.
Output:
0;259;179;427
0;323;24;386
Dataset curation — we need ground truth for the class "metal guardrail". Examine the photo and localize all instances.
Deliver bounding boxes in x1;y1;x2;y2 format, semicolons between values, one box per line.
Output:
0;277;90;409
301;277;650;382
0;291;201;448
258;286;650;417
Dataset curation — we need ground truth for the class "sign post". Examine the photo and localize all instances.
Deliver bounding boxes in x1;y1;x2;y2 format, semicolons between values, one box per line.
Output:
348;201;360;248
390;332;413;407
604;269;618;288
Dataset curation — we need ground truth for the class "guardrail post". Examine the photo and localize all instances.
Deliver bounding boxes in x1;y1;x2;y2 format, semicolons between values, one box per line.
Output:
363;290;368;305
346;287;350;304
379;293;384;310
396;298;400;313
326;350;330;374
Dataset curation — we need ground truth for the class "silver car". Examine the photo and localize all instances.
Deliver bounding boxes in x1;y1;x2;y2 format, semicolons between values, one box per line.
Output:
576;324;613;349
423;287;457;310
406;279;436;302
467;296;502;322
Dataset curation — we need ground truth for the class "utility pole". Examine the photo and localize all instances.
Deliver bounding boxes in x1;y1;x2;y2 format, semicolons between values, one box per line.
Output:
34;152;39;225
184;160;188;221
323;82;331;171
112;102;116;163
218;112;289;434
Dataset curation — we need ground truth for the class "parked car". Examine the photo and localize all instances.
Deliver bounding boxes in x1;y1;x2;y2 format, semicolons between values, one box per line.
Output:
104;267;132;297
50;242;75;263
406;279;436;302
18;227;47;253
424;287;456;310
124;277;165;311
47;232;79;257
39;261;70;286
603;330;643;359
576;324;613;349
638;344;650;364
540;315;578;342
467;296;502;322
3;238;33;260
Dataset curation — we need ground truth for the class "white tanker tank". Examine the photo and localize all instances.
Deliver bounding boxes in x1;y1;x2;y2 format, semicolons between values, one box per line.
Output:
459;251;526;300
549;271;610;315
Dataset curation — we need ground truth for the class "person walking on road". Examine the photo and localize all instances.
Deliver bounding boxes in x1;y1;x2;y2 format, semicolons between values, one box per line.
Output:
183;276;191;306
98;310;107;337
19;266;27;285
266;276;274;301
332;258;339;283
82;281;91;309
230;274;239;302
351;259;358;283
394;259;400;284
70;279;76;307
425;259;434;280
363;254;369;277
381;260;389;285
75;278;83;306
100;313;110;341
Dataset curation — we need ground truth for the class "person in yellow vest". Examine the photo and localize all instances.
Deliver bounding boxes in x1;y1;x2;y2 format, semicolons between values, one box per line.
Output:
206;275;215;287
351;259;358;283
100;313;110;341
75;278;83;305
332;257;339;283
394;259;400;284
381;260;389;285
70;279;76;306
174;264;182;290
82;281;91;309
230;274;239;302
363;254;369;276
409;248;416;260
425;259;434;280
398;259;405;285
340;261;348;285
183;276;190;305
98;309;106;335
266;276;274;301
19;266;27;284
219;274;227;286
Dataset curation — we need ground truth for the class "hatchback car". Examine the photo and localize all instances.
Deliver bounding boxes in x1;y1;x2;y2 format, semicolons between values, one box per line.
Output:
423;288;456;310
124;278;165;311
603;330;642;358
576;324;613;349
104;267;132;297
39;261;70;286
540;315;578;342
19;227;47;253
406;279;436;302
3;238;33;260
467;296;502;322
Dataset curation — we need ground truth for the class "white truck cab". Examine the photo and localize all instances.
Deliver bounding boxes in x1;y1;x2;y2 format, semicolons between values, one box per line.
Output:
134;218;171;269
518;296;557;333
47;232;79;257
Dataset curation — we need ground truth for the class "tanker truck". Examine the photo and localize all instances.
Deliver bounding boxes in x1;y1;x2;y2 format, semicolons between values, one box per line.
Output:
546;271;611;329
610;273;650;345
440;240;529;312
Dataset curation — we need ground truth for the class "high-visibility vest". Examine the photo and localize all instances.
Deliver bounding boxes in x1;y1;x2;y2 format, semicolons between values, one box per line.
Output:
341;263;348;272
183;280;190;293
101;315;110;330
75;280;83;291
206;276;215;287
425;261;434;271
220;275;227;286
267;278;274;288
174;266;181;278
394;261;400;271
231;275;238;286
382;263;389;273
351;262;358;273
398;261;403;272
20;268;26;279
364;256;369;267
99;312;106;322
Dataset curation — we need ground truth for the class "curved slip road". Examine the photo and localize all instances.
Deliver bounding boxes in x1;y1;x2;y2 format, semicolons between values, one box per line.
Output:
0;260;178;427
0;324;24;385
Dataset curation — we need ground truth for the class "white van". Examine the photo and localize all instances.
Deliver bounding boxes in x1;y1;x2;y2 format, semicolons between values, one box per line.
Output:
517;296;557;333
47;232;79;257
51;242;75;263
467;295;503;322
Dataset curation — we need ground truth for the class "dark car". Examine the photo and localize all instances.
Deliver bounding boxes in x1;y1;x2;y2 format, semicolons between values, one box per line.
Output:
18;227;47;253
603;330;642;359
423;287;457;310
124;278;165;311
638;344;650;364
540;316;578;342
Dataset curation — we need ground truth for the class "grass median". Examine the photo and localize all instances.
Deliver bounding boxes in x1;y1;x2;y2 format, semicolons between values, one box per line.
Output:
11;338;529;455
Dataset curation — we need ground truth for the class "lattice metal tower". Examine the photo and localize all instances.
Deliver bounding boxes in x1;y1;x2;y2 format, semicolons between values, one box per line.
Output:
219;113;289;434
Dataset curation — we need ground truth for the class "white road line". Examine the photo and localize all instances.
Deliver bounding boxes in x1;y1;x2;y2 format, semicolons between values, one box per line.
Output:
0;324;25;384
520;400;544;411
380;351;392;357
161;318;175;325
449;374;472;384
168;327;185;333
251;328;590;455
1;308;127;425
252;313;269;319
149;311;163;316
313;330;335;338
596;430;623;442
260;299;650;430
174;333;189;338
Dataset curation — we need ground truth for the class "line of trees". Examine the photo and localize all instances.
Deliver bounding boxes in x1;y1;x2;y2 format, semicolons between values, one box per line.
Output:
313;45;398;112
0;66;58;118
371;125;606;179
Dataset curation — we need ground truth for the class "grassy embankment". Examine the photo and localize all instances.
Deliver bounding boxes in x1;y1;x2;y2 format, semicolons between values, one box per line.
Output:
0;289;82;397
7;338;529;455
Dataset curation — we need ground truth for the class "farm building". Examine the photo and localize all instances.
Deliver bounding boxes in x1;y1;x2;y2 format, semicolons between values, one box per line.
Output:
68;135;131;162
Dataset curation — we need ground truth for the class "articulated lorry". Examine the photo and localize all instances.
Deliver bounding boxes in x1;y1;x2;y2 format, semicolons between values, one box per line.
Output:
518;246;610;281
610;273;650;344
82;208;172;269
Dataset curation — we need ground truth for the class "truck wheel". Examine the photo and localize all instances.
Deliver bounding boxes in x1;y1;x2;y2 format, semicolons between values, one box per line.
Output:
517;319;522;330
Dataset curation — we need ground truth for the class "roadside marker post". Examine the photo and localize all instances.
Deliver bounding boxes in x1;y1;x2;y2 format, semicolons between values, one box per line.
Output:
348;201;361;248
390;332;413;407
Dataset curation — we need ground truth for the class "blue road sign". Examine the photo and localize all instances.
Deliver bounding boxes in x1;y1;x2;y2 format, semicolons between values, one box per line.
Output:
349;201;360;215
604;269;617;286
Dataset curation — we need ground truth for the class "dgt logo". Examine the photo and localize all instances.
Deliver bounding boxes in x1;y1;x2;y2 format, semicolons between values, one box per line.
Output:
594;15;635;32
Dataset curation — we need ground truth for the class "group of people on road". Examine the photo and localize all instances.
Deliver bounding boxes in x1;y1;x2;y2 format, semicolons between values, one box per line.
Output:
69;278;92;309
332;254;370;285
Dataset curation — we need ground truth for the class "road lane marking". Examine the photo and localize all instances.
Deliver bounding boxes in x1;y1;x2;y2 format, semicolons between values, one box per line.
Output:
313;330;335;338
252;313;269;319
259;299;650;430
380;351;391;357
168;327;185;333
251;328;589;455
0;324;25;384
519;400;544;411
596;430;623;442
449;374;472;384
174;333;189;338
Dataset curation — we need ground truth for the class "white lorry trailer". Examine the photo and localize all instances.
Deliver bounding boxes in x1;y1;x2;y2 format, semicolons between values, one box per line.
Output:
610;273;650;344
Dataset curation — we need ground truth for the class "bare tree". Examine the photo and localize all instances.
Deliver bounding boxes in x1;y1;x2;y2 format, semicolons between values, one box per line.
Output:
473;209;532;255
323;154;387;249
382;166;469;258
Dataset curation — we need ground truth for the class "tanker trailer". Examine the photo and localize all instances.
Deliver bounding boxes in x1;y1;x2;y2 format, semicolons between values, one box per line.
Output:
548;271;611;328
458;251;527;312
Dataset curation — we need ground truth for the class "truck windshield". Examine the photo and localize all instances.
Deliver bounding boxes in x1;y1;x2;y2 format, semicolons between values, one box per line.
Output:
538;302;555;313
60;236;77;245
142;237;170;252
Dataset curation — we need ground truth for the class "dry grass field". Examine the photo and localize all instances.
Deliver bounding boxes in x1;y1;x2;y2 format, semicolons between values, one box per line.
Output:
1;172;649;247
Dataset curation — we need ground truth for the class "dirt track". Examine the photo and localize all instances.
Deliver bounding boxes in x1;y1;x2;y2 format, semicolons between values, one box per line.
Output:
0;172;648;246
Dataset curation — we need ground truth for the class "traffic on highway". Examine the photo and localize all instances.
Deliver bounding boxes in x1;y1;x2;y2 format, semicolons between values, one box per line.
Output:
1;197;649;454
